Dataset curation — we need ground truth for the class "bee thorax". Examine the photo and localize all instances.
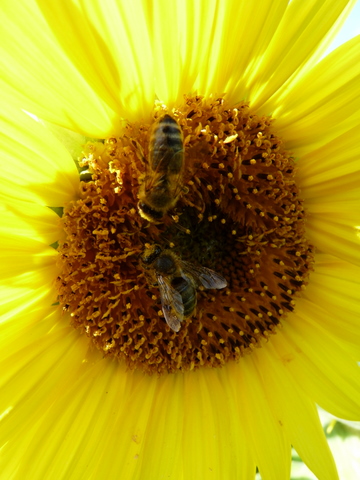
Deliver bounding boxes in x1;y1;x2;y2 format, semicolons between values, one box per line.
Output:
154;254;177;275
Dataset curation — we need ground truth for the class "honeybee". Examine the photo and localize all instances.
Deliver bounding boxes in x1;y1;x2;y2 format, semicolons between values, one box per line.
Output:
141;244;227;332
137;114;186;223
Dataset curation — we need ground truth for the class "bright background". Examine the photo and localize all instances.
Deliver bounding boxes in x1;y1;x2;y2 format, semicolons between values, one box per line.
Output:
324;0;360;54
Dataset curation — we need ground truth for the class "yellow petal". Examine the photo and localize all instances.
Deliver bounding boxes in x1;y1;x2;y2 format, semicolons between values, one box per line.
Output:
259;345;339;480
0;236;58;288
75;0;155;121
273;310;360;419
229;359;292;480
0;200;62;245
304;254;360;351
177;0;286;105
298;122;360;198
212;367;256;479
0;313;80;394
266;35;360;156
13;359;121;478
0;318;92;477
297;125;360;265
90;367;158;479
0;103;78;206
305;212;360;266
182;368;254;479
0;284;55;328
233;0;357;110
136;373;183;478
213;0;289;103
1;0;127;136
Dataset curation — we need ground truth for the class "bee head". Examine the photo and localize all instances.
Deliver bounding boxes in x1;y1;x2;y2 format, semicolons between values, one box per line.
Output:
141;244;162;265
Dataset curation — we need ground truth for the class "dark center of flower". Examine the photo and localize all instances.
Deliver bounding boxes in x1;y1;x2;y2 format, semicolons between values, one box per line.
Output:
56;96;314;374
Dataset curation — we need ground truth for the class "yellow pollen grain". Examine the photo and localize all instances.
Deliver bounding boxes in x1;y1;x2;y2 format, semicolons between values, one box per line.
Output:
224;133;238;143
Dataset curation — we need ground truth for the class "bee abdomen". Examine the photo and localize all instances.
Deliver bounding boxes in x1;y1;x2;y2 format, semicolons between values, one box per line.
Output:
150;115;184;173
172;277;196;318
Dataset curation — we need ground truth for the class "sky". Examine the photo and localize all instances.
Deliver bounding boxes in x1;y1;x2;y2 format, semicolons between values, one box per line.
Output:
325;0;360;54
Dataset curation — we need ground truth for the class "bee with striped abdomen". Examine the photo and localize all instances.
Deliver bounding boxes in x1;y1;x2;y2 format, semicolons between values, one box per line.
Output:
141;244;227;332
137;114;186;223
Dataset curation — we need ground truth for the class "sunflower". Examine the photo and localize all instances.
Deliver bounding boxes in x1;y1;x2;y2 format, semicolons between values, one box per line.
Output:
1;0;360;478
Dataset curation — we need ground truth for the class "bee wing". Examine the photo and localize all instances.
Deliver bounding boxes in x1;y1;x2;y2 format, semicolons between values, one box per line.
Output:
157;275;184;332
180;262;227;290
143;165;166;192
145;150;184;194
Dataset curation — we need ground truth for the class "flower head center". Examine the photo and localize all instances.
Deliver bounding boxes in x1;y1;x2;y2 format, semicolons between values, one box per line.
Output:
56;96;313;374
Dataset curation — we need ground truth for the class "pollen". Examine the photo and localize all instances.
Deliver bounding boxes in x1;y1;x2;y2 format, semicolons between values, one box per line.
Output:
56;95;314;374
